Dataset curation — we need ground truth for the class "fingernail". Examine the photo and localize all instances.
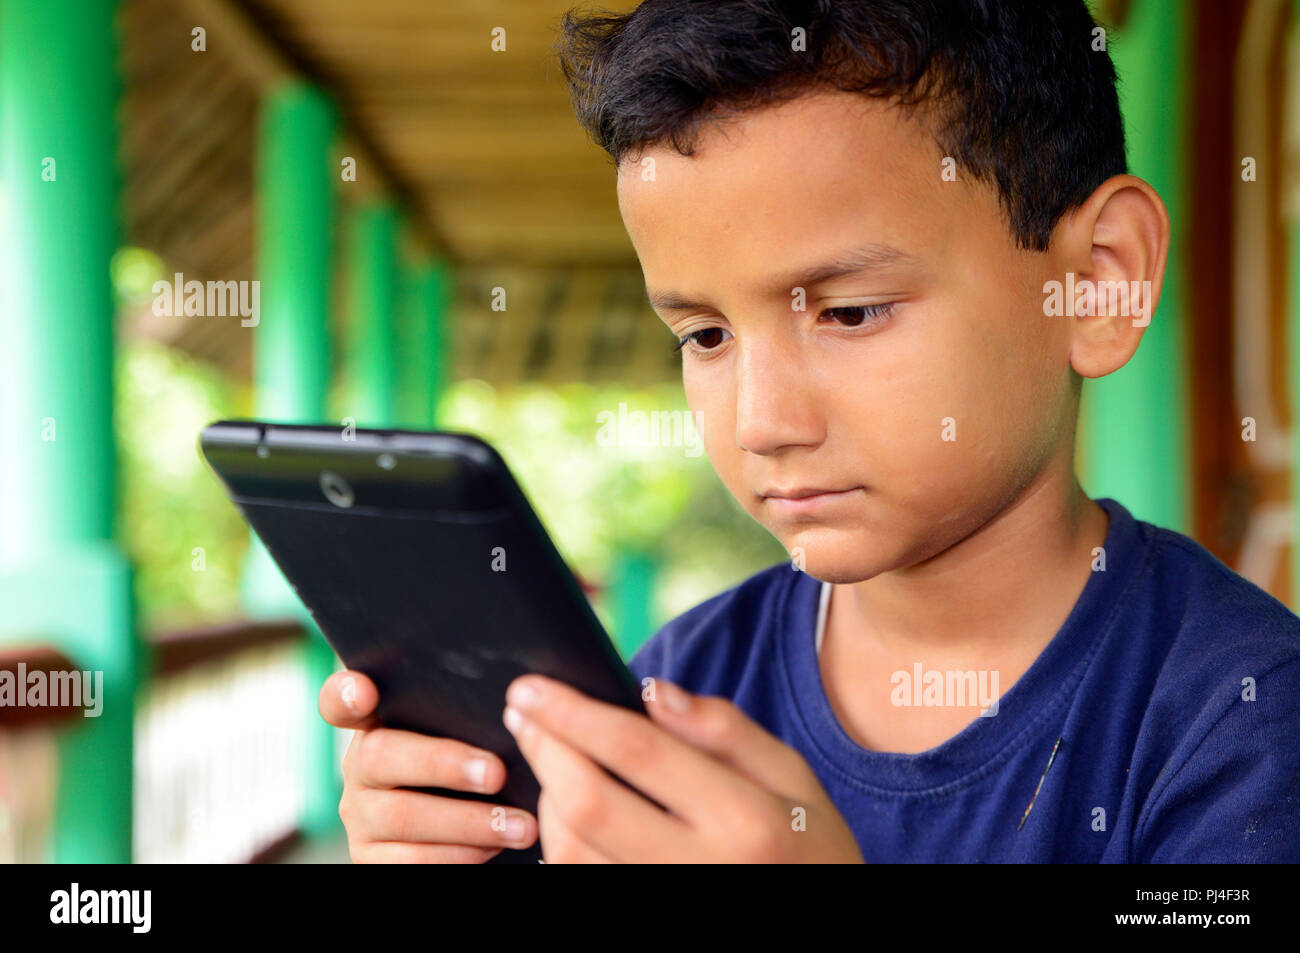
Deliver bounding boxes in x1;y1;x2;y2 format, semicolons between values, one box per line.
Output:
503;705;524;735
464;758;488;790
509;679;541;711
504;812;528;843
658;680;692;713
340;676;360;715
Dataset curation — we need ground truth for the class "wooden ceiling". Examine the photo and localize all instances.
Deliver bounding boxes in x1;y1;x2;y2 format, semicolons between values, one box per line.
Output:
119;0;679;385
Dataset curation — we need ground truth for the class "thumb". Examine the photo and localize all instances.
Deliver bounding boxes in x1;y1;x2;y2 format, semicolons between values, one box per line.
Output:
318;669;381;730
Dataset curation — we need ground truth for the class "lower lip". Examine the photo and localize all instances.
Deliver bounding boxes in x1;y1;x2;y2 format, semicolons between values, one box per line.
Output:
763;489;860;517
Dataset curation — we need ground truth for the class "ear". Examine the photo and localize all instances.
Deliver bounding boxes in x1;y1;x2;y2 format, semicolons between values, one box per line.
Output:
1053;174;1170;379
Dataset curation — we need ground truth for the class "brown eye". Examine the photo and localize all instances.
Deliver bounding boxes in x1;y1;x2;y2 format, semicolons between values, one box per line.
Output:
820;303;896;327
675;327;729;353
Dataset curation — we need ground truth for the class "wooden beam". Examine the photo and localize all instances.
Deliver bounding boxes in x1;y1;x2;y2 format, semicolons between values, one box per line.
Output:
175;0;295;87
175;0;449;258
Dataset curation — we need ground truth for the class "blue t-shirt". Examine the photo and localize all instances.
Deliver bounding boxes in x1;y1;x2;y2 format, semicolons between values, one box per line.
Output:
627;497;1300;862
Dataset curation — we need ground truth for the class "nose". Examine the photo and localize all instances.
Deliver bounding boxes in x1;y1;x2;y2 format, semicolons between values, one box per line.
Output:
734;334;824;455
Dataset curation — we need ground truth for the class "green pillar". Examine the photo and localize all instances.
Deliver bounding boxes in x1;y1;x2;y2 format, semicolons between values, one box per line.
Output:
1079;0;1190;531
253;84;336;424
247;82;341;839
397;258;451;429
244;82;337;616
0;0;136;862
609;550;659;658
343;203;400;427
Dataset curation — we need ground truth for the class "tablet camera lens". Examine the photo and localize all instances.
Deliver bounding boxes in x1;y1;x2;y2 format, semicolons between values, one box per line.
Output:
319;470;355;508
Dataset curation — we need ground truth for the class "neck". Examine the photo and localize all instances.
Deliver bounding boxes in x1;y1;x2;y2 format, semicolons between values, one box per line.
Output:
836;460;1108;658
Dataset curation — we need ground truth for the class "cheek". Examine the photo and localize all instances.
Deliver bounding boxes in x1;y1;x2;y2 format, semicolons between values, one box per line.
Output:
684;367;745;490
816;316;961;473
855;301;1062;496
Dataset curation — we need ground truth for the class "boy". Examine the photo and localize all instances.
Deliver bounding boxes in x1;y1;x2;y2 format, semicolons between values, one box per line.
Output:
319;0;1300;862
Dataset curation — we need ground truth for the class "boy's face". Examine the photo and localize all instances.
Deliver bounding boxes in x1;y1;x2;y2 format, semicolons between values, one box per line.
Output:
617;89;1080;584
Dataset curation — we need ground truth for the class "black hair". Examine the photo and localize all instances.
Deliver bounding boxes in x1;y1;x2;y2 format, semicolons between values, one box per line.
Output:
555;0;1127;252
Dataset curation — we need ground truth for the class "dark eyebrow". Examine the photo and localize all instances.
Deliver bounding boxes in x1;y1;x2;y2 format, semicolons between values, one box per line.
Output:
646;242;919;312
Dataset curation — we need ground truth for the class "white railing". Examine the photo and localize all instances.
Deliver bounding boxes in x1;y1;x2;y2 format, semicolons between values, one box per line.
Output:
134;632;308;863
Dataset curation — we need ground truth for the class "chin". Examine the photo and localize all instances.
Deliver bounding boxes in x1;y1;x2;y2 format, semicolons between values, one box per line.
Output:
798;559;889;586
774;524;897;584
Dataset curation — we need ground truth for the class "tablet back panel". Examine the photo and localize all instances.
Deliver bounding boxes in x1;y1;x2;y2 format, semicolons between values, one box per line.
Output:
200;421;645;864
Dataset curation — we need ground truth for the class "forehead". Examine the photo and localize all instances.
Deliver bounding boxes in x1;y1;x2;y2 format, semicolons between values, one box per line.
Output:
616;89;967;278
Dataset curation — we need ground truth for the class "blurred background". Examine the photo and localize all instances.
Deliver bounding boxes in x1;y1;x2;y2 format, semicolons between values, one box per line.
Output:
0;0;1292;862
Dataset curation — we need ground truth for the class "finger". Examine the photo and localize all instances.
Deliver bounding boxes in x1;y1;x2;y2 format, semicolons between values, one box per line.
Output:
505;675;764;824
347;726;507;794
506;707;690;861
536;790;612;864
348;787;538;850
643;679;815;798
319;670;381;730
350;841;503;864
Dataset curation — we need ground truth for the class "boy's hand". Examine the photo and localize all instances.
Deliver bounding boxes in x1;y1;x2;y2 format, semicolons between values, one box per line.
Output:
503;674;865;863
318;670;539;863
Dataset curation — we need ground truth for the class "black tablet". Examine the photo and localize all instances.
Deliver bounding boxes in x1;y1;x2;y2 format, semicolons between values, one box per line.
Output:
199;420;647;864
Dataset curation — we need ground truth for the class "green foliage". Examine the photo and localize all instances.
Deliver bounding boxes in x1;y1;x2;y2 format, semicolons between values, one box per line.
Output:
117;340;251;633
110;247;167;307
